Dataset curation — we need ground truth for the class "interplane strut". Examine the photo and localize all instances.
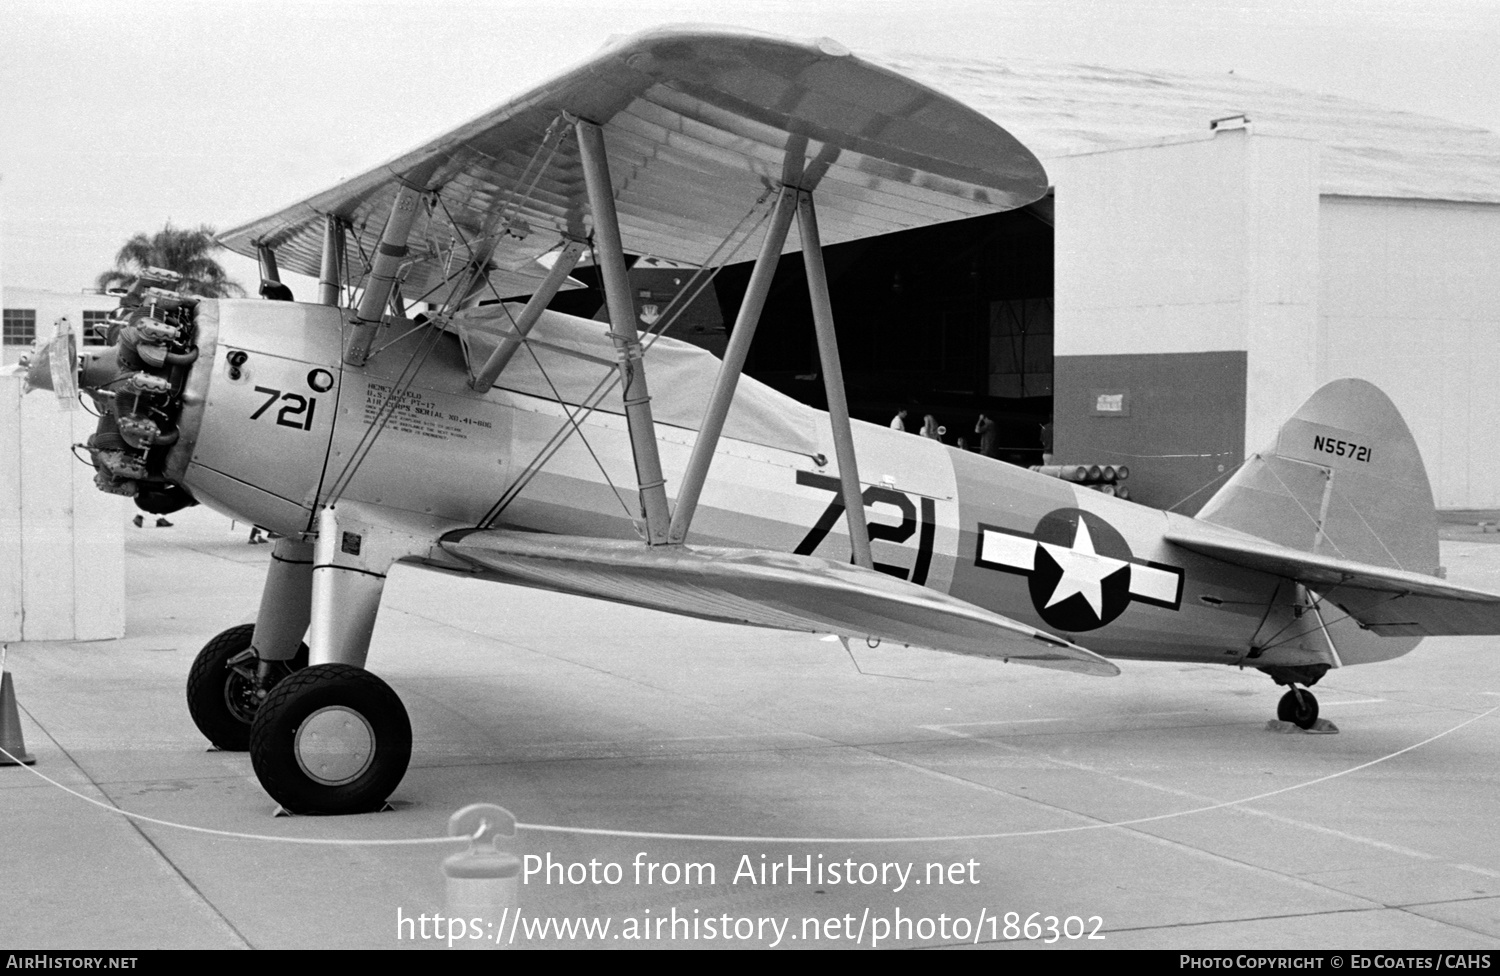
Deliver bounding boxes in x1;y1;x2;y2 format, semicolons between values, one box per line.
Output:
576;119;674;545
667;179;873;569
668;186;800;544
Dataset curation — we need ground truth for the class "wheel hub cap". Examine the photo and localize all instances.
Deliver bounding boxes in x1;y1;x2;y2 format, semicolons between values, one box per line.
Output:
294;706;376;786
223;672;259;724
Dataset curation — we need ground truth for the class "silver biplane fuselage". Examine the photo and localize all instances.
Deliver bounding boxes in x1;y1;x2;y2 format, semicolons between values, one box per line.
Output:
178;298;1414;673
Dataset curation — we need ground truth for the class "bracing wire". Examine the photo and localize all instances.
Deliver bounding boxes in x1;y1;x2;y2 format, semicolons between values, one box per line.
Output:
1164;456;1247;513
320;324;450;507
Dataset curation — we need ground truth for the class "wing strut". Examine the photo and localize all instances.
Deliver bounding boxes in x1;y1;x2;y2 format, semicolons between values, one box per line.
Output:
668;186;800;543
798;189;873;569
344;183;422;365
576;119;673;544
318;215;345;307
468;240;586;392
1301;584;1345;669
666;182;872;568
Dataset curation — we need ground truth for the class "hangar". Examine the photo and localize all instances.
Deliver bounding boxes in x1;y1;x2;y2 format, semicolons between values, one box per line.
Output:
583;56;1500;515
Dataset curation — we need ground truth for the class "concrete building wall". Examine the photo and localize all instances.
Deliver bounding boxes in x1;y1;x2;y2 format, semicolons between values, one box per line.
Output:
0;371;125;641
1317;197;1500;511
1050;127;1321;511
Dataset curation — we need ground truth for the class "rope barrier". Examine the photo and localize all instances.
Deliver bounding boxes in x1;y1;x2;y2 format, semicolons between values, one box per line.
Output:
3;703;1490;847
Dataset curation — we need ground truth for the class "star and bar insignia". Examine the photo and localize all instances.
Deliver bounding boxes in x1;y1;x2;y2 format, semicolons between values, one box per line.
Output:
975;508;1184;632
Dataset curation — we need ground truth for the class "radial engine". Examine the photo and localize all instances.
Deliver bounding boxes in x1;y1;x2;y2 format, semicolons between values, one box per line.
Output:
26;268;201;515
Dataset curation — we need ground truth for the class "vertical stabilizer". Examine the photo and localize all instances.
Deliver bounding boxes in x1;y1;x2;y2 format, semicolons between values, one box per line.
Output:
1195;379;1439;575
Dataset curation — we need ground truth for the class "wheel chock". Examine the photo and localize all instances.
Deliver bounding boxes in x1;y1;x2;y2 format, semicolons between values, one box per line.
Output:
0;668;37;766
271;801;395;817
1265;718;1339;734
444;804;520;950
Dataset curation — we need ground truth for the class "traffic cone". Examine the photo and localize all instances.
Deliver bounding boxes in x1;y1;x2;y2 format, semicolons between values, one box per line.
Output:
0;663;36;766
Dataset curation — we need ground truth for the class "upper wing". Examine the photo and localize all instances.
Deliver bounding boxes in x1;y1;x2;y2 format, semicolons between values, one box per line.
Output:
1165;517;1500;636
441;529;1118;676
218;25;1047;302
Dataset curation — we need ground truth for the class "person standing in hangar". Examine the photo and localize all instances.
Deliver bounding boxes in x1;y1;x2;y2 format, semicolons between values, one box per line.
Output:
974;413;997;457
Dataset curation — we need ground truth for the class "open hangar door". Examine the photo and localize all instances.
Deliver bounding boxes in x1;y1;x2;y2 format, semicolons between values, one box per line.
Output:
546;206;1057;465
707;205;1056;465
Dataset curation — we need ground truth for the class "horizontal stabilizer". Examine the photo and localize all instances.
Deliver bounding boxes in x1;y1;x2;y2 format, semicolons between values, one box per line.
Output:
1165;518;1500;636
441;531;1118;676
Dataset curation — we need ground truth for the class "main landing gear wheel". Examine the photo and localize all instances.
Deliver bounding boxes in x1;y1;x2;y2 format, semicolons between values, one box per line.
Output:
186;624;308;751
1277;687;1320;730
249;664;411;815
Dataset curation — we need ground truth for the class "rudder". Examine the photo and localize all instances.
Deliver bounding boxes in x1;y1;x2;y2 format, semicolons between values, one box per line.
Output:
1195;379;1439;575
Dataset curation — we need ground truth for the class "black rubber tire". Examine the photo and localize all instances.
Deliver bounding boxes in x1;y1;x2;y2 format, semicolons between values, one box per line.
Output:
185;624;308;751
249;664;411;815
1277;688;1320;729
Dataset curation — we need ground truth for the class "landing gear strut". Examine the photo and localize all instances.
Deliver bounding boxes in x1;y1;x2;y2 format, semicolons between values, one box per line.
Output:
240;505;415;813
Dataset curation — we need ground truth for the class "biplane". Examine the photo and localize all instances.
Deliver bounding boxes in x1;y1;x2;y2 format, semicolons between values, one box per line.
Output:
28;26;1500;815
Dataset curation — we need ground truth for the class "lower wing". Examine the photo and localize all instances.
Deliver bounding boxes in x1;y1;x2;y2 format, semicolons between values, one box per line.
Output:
440;530;1118;676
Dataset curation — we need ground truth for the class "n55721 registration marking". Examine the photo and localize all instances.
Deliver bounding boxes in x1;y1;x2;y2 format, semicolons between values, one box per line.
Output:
1312;434;1372;463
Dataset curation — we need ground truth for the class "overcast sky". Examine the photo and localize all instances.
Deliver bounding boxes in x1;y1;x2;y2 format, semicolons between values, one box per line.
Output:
3;0;1498;296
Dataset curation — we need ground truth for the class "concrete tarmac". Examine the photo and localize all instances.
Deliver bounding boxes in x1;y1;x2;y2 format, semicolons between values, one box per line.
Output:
2;505;1499;950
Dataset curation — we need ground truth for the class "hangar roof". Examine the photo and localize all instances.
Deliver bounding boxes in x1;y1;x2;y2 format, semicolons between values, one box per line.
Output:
880;54;1500;205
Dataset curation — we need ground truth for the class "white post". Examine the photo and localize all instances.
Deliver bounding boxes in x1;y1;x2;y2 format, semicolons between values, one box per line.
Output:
443;803;520;950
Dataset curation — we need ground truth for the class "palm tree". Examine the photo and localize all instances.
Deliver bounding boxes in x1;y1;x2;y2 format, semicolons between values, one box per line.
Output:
96;223;245;298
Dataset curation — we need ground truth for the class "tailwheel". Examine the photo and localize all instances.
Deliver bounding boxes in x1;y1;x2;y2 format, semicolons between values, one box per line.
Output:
1277;687;1320;730
186;624;308;750
249;664;411;815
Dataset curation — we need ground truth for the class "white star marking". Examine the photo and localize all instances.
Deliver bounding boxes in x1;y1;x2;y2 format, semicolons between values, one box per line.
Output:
1037;519;1128;617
